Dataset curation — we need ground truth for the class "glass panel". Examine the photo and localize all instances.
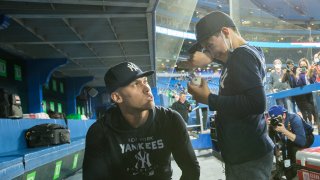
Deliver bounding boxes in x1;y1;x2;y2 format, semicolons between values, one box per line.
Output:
230;0;318;94
155;0;198;106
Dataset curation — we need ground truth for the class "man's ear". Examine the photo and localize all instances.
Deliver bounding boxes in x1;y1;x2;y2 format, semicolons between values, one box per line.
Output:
221;27;230;37
111;92;123;103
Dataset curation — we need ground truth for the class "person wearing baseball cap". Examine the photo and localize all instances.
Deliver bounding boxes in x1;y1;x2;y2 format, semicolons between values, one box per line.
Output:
267;105;313;179
83;62;200;180
187;11;274;179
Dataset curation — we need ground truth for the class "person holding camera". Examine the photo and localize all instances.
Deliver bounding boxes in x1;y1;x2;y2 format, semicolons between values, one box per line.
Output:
269;59;291;111
281;59;297;89
268;105;312;179
295;58;316;124
296;58;311;86
309;52;320;83
269;59;290;94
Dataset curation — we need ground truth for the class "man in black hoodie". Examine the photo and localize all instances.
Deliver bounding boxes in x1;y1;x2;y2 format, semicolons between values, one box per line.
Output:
187;11;274;180
83;62;200;180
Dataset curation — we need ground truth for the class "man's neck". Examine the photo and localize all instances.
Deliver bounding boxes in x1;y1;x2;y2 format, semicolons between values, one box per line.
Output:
120;108;149;128
220;36;246;63
232;36;246;49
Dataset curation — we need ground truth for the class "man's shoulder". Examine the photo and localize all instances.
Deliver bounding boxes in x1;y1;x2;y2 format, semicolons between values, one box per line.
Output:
235;45;256;55
86;120;104;139
154;106;182;120
287;113;301;122
231;45;262;65
155;106;174;115
171;101;178;105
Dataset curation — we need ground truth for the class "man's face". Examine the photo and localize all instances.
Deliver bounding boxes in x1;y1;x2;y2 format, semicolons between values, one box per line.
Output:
179;94;186;102
273;60;282;69
200;32;228;60
116;77;155;111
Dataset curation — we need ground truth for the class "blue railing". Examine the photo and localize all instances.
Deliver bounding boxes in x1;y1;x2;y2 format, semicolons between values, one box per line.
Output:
266;83;320;99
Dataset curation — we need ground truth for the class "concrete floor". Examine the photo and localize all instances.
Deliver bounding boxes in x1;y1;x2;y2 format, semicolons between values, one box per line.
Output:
65;149;226;180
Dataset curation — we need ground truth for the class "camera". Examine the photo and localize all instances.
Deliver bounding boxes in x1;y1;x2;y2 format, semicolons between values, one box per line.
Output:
270;116;282;127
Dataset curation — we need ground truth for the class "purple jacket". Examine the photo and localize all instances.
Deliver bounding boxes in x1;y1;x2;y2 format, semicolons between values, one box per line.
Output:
296;72;310;86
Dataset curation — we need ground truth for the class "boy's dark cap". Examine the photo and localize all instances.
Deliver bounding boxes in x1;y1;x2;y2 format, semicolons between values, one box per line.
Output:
286;59;294;65
188;11;236;54
104;62;154;93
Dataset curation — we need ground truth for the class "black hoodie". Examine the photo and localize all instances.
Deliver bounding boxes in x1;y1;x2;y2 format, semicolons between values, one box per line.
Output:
208;45;274;164
83;106;200;180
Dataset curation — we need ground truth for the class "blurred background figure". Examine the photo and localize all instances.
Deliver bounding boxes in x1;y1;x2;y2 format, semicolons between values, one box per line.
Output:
268;59;290;109
268;105;314;180
171;92;192;124
310;51;320;83
295;58;316;124
281;59;298;113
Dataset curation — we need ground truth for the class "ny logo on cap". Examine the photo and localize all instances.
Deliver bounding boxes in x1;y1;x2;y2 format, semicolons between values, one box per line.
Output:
127;62;139;72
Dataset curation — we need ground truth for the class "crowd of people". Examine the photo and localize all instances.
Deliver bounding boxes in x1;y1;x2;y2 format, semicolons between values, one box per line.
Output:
267;53;320;124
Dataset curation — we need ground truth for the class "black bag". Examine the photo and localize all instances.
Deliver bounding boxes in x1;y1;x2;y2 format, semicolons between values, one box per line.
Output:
0;88;23;118
301;119;314;148
295;114;314;148
25;123;70;148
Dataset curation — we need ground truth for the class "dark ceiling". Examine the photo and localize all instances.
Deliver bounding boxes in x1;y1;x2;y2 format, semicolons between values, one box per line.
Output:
250;0;320;24
0;0;158;88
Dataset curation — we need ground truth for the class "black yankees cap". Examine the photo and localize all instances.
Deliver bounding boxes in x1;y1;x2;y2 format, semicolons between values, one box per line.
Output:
188;11;236;54
104;62;154;93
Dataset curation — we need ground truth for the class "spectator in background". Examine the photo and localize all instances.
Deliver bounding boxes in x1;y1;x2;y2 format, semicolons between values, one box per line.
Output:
295;58;316;124
281;59;298;113
269;59;290;108
282;59;297;89
296;58;311;86
268;105;313;179
309;52;320;83
171;92;192;124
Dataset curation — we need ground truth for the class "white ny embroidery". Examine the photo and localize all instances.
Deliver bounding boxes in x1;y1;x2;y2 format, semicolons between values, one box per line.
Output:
127;63;139;72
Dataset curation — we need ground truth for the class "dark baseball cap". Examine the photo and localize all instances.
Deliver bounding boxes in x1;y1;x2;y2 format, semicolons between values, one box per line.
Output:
268;105;287;118
188;11;236;54
286;59;294;65
104;62;154;93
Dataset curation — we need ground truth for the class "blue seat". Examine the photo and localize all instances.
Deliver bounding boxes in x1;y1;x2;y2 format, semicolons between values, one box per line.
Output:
0;156;24;179
0;118;95;178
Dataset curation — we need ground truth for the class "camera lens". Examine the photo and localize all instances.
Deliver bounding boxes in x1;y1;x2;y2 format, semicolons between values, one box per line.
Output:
270;117;281;127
